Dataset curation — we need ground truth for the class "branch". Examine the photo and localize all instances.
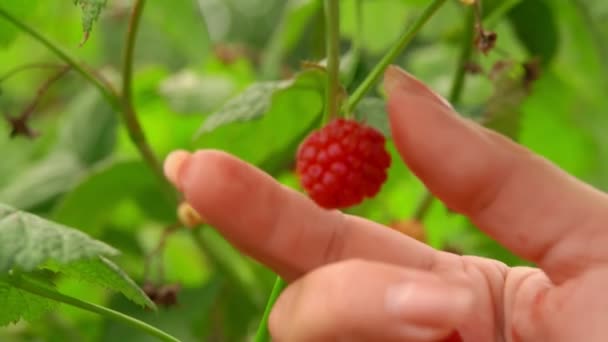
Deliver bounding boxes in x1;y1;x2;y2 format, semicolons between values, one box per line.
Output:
0;7;121;110
4;273;182;342
4;65;71;138
344;0;448;114
121;0;170;192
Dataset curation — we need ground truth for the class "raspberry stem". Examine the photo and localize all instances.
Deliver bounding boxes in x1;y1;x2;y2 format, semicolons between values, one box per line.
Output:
322;0;341;124
344;0;448;114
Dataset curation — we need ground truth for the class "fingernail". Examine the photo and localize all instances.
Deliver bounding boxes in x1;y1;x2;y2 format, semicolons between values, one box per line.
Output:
163;150;192;191
385;282;474;325
383;65;453;109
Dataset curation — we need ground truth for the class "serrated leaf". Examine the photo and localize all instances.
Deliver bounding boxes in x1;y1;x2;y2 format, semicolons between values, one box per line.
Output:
354;97;391;137
192;69;326;174
49;257;154;309
508;0;559;66
0;203;117;274
0;274;58;326
195;79;293;136
73;0;108;44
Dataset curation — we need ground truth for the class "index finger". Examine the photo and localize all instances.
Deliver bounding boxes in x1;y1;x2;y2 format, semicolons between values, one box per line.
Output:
163;150;445;281
384;65;608;284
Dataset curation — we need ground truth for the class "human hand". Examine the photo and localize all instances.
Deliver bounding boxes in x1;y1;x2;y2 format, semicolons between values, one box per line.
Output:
163;65;608;341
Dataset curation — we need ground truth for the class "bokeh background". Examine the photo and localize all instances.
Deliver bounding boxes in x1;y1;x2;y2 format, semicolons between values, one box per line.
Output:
1;0;608;341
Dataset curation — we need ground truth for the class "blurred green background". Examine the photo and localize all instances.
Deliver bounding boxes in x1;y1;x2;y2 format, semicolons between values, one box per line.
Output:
1;0;607;341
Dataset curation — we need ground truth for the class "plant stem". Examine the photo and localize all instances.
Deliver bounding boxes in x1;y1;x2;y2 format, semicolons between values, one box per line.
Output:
0;5;172;197
412;6;475;222
253;277;287;342
121;0;168;190
344;0;448;114
323;0;341;123
0;7;121;110
4;274;181;342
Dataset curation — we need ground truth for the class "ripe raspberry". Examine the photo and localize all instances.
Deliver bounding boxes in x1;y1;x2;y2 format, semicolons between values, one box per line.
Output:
296;118;391;209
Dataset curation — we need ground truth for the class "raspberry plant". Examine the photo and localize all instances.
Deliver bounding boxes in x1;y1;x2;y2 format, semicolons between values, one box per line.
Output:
0;0;607;341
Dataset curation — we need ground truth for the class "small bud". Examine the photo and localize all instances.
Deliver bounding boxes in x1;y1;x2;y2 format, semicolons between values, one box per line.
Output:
177;202;204;228
460;0;475;5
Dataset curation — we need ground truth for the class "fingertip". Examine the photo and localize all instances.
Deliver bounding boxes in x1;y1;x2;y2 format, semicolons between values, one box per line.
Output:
163;150;192;190
383;65;453;110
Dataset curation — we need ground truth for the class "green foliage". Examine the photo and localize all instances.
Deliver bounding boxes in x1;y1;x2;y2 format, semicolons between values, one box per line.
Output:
1;0;608;340
0;273;58;326
51;257;154;308
0;203;117;273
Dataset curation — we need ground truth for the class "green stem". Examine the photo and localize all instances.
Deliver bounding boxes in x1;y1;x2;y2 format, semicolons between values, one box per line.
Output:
412;6;475;222
344;0;448;114
0;7;121;110
121;0;168;191
323;0;341;124
4;274;181;342
0;4;172;197
253;277;287;342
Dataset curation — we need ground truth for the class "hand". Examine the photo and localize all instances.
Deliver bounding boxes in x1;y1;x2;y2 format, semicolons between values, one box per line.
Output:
163;66;608;342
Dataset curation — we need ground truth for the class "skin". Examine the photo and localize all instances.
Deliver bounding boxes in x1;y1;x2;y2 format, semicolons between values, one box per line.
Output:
163;65;608;342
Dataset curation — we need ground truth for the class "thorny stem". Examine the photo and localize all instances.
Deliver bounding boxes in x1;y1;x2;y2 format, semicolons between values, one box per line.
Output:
0;7;121;109
0;4;172;197
18;66;71;121
322;0;341;124
412;6;475;222
122;0;170;192
344;0;448;114
4;274;181;342
253;277;288;342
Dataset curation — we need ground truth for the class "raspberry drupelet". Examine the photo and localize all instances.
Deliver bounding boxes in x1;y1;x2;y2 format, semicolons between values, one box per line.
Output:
296;118;391;209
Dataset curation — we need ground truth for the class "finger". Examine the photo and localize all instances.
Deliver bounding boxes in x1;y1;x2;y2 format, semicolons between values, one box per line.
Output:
163;149;450;281
268;260;473;342
384;65;608;283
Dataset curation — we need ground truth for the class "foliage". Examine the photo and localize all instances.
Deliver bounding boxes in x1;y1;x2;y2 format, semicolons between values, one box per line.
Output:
0;0;607;341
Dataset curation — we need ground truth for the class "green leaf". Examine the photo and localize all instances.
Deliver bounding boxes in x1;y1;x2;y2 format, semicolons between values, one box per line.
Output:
192;68;326;173
280;0;321;52
508;0;559;66
0;3;38;47
73;0;108;43
354;97;391;137
53;160;174;234
50;257;154;309
0;151;85;212
0;203;117;274
0;273;58;326
195;79;294;136
101;277;224;342
58;86;117;166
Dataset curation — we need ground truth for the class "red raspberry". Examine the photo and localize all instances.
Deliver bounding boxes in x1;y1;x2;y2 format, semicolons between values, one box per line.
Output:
296;118;391;209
